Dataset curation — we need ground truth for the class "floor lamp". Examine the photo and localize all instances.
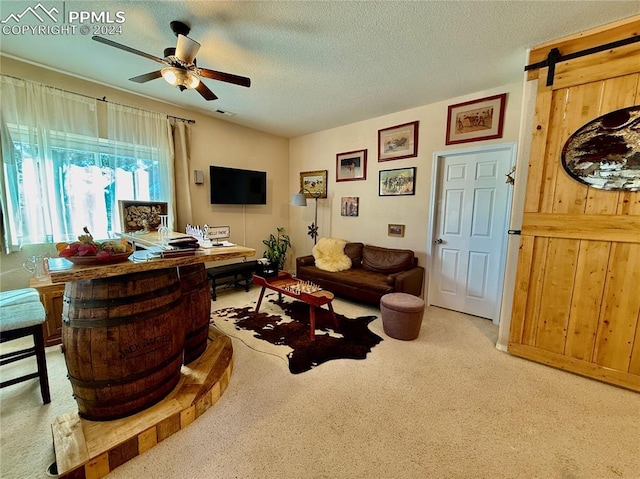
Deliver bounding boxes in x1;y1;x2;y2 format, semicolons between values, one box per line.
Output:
291;189;320;244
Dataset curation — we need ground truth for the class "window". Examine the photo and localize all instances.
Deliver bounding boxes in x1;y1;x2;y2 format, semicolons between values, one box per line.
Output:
6;131;164;243
1;76;173;251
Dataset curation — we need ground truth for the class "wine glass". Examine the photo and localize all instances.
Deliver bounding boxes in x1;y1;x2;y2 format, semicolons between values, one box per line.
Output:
158;215;169;246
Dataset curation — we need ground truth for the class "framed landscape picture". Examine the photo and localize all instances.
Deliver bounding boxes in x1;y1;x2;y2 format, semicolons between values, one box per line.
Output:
379;167;416;196
378;121;419;161
336;149;367;182
388;224;405;237
446;93;506;145
299;170;328;198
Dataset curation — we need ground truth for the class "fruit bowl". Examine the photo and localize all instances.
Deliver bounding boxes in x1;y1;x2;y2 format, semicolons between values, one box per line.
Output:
64;251;133;266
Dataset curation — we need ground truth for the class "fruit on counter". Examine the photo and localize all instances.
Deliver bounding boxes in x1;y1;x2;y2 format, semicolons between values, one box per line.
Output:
58;227;132;258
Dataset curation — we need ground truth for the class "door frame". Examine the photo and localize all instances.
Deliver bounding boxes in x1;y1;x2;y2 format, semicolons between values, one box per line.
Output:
427;142;517;325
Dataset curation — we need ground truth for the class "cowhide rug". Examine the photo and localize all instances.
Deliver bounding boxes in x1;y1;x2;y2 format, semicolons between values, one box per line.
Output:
211;294;382;374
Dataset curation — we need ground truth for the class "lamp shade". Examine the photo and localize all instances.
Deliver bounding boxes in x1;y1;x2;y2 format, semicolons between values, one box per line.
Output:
291;193;307;206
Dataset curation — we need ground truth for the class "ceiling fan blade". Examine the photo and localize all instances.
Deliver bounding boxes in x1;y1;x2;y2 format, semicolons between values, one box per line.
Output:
92;36;166;64
175;34;200;64
198;68;251;88
195;81;218;101
129;71;163;83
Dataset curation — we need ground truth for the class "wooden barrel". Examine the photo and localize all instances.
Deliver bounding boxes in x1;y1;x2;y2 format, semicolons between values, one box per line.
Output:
62;268;184;421
178;263;211;364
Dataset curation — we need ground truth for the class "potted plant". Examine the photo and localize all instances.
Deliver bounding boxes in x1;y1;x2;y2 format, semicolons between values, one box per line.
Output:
262;227;291;276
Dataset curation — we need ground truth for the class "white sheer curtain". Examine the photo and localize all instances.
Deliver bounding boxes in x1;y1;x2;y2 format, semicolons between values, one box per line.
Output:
171;119;193;230
106;103;174;232
0;75;99;251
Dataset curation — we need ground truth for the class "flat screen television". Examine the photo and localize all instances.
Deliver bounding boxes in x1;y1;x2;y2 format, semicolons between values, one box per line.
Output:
209;166;267;205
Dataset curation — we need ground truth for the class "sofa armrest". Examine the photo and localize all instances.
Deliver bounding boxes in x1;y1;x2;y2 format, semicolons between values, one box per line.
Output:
296;255;315;268
388;266;425;296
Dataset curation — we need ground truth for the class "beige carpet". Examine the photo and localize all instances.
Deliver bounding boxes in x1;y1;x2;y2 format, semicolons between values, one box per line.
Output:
1;285;639;479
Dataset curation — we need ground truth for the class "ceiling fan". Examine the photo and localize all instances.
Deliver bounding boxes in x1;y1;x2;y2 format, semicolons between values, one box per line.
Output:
92;20;251;101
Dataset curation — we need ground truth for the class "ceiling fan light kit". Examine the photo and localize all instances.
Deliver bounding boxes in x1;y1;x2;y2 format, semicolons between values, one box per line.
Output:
161;67;200;89
91;20;250;101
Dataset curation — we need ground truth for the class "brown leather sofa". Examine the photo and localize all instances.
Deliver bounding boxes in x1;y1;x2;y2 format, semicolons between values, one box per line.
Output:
296;242;424;304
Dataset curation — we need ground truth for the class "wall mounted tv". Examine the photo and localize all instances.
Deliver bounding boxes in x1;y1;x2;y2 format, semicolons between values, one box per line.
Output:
209;166;267;205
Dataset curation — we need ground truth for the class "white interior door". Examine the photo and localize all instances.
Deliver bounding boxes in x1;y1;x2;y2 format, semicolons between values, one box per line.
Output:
429;144;514;322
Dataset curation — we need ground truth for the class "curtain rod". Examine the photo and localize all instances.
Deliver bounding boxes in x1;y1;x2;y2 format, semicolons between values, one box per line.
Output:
1;74;196;124
95;96;195;124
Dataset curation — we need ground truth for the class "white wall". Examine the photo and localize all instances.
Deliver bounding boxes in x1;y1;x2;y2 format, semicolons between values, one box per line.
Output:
0;56;289;291
289;81;526;303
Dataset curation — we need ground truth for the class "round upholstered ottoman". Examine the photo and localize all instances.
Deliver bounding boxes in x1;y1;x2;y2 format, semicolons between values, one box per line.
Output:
380;293;425;340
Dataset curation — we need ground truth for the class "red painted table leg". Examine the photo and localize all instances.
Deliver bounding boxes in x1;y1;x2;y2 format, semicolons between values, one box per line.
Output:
255;287;266;312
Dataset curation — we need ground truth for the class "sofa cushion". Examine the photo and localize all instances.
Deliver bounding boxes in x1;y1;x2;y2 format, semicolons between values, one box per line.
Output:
297;266;394;295
362;245;415;274
344;242;364;267
312;238;352;272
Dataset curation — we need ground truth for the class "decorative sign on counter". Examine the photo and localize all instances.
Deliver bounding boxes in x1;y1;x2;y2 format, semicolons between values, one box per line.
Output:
186;224;232;247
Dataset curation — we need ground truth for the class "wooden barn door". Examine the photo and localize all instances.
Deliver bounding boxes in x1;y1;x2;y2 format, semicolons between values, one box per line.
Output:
508;16;640;392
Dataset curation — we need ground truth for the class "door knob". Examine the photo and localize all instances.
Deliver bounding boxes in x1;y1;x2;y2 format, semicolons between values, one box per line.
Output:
434;238;443;244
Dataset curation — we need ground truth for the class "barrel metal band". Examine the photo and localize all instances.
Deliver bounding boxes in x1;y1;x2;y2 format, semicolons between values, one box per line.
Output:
185;322;209;340
63;297;183;328
67;349;183;389
64;281;180;309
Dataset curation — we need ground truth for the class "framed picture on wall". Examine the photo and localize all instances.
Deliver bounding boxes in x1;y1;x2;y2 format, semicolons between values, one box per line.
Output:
388;224;405;237
299;170;328;198
379;167;416;196
378;121;419;161
336;149;367;182
445;93;507;145
341;197;359;216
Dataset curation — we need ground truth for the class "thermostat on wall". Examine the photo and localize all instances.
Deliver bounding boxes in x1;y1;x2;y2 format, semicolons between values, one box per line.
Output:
193;170;204;184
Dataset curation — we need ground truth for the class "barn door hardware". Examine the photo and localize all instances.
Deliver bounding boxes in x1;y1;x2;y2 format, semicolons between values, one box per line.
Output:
524;34;640;86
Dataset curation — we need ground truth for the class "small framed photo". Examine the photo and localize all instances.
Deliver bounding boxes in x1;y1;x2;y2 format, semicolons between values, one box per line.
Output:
299;170;328;198
379;167;416;196
378;121;419;162
446;93;507;145
119;200;168;232
388;224;405;237
341;197;359;216
336;149;367;182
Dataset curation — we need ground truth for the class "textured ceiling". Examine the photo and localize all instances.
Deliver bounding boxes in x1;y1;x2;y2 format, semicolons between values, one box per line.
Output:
1;1;639;138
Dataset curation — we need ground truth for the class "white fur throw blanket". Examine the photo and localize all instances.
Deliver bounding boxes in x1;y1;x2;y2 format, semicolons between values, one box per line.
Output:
312;237;352;272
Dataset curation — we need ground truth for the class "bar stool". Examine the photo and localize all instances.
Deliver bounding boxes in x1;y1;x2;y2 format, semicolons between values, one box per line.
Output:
0;288;51;403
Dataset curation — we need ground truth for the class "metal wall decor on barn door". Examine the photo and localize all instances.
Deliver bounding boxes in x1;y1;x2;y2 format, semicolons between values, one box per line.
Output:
562;105;640;191
429;144;515;323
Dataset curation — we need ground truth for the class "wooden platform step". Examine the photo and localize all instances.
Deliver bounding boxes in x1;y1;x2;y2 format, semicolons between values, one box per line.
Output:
52;327;233;479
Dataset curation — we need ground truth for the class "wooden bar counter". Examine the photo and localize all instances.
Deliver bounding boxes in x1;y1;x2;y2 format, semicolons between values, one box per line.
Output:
51;233;254;476
50;233;254;421
49;236;255;284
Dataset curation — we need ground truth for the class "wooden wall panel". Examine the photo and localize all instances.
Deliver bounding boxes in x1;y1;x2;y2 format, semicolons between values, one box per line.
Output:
593;243;640;371
521;237;549;347
523;88;553;214
564;240;611;361
509;15;640;392
508;236;535;345
534;238;579;354
552;42;640;90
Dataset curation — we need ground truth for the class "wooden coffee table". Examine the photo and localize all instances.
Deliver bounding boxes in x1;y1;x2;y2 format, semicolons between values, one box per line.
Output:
252;271;338;340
